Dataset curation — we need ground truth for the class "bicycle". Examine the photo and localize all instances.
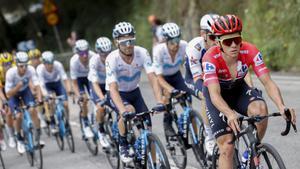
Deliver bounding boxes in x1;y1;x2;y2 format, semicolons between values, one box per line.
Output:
211;110;297;169
0;109;6;169
164;91;207;169
15;102;43;169
45;94;75;152
76;95;99;156
101;99;120;169
120;109;170;169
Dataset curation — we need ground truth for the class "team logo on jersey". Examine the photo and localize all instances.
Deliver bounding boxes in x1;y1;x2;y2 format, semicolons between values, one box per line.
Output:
203;62;216;73
190;56;198;65
194;43;202;52
254;53;264;66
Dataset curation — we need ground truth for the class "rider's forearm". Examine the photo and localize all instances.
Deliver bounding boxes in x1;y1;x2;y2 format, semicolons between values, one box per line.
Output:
147;73;163;103
109;83;126;114
0;89;6;101
63;79;72;93
92;82;105;100
264;80;285;110
208;86;235;117
71;79;80;97
6;85;22;98
157;75;174;93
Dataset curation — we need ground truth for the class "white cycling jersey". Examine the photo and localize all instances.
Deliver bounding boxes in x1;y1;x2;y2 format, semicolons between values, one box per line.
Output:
36;61;68;84
105;46;154;92
70;50;95;79
185;37;207;79
153;40;187;76
88;54;106;84
5;65;39;92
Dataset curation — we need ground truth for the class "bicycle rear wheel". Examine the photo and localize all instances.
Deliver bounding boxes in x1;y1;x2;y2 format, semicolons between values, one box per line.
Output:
254;143;286;169
147;133;170;169
0;150;5;169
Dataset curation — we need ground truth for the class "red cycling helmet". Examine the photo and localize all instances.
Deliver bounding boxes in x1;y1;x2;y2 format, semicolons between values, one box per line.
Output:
211;14;242;36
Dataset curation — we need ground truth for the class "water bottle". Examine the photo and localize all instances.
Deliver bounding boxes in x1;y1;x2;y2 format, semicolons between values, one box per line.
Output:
241;150;249;169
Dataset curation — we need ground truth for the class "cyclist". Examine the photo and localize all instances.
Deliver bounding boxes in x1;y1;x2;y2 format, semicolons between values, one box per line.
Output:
202;14;296;169
28;49;42;69
70;39;95;138
106;21;163;163
0;52;16;149
152;22;192;137
5;52;43;154
37;51;71;134
87;37;112;148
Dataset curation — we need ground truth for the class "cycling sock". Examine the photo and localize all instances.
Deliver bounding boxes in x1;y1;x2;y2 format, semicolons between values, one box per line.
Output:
119;135;128;146
163;113;173;125
50;115;56;125
98;123;105;133
83;116;89;126
204;124;214;140
17;132;23;141
6;125;14;137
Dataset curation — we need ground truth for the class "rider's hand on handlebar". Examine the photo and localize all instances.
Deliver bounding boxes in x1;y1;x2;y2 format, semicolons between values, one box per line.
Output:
280;107;296;125
171;89;181;98
152;103;166;112
227;111;241;136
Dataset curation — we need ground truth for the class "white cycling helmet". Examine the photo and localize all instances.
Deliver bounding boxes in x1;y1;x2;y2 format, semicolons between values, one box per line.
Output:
16;51;29;64
75;39;89;53
42;51;55;64
162;22;181;40
112;22;136;39
200;14;219;32
95;37;112;53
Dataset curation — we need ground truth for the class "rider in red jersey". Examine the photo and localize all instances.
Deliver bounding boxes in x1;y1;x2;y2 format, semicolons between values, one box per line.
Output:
202;14;296;169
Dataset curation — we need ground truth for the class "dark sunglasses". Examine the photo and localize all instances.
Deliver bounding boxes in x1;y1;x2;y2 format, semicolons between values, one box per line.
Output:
167;37;180;45
17;64;28;68
221;37;242;46
208;34;216;41
118;38;136;46
78;50;89;57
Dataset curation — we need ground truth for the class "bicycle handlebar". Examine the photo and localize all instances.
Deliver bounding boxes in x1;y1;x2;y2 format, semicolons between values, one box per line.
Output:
230;111;297;144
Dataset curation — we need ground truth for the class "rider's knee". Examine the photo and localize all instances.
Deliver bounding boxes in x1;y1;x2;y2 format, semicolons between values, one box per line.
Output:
248;100;267;116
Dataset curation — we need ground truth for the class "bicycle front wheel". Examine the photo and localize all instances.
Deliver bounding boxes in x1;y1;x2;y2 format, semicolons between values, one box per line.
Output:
188;110;207;167
255;143;286;169
147;133;170;169
65;120;75;153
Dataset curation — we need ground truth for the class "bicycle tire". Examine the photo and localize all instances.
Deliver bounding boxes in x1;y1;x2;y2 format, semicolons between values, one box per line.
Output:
55;133;64;151
188;110;207;168
255;143;286;169
65;121;75;153
105;140;120;169
0;150;5;169
146;133;171;169
79;113;98;156
25;130;34;166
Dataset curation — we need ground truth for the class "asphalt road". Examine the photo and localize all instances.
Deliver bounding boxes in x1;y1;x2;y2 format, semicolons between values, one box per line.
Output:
2;73;300;169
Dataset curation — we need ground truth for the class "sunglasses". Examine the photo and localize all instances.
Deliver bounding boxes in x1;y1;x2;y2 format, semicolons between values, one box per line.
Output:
207;34;216;41
78;50;89;57
118;38;136;46
221;37;242;46
167;37;180;45
17;64;28;68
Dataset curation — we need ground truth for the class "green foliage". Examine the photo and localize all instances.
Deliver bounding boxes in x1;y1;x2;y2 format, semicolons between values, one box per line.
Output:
243;0;300;71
